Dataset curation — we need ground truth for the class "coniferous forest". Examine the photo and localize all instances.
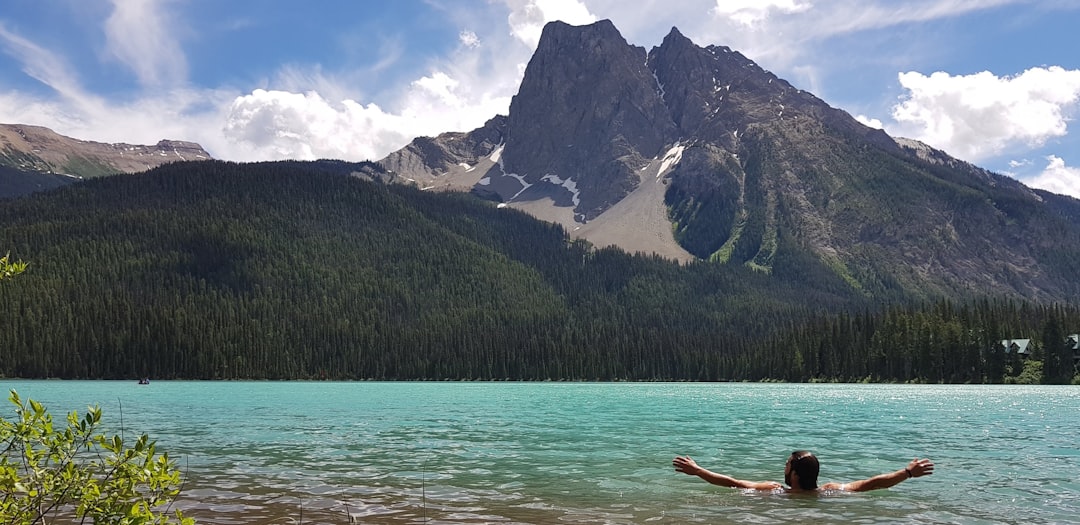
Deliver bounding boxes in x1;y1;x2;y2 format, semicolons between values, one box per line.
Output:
1;160;1078;383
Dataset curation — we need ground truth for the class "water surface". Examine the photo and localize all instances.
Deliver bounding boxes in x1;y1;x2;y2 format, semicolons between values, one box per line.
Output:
3;381;1077;524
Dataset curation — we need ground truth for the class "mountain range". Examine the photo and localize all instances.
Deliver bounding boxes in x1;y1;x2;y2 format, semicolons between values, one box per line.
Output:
3;20;1080;381
379;20;1080;302
3;20;1080;304
0;123;211;199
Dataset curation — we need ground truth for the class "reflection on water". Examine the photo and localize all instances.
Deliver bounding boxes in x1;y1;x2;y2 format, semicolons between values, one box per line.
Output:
2;381;1078;524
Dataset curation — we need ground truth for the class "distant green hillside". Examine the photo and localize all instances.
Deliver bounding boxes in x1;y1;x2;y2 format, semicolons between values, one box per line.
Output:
1;160;1076;383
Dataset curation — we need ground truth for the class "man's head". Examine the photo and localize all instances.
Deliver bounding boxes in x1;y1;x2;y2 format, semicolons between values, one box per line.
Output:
784;450;820;490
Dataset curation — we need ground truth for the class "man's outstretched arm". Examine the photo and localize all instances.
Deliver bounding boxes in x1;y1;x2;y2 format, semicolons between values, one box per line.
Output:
830;458;935;492
673;456;782;491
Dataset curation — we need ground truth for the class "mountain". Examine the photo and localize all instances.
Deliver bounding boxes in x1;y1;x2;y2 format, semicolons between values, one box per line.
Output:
379;20;1080;302
0;123;211;198
3;159;1075;382
0;159;843;380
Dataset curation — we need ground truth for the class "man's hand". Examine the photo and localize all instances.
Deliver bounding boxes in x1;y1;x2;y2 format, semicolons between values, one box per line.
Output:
673;455;701;475
906;458;934;478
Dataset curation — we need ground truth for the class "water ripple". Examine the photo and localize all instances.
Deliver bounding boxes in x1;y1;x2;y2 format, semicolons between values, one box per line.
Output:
2;381;1078;524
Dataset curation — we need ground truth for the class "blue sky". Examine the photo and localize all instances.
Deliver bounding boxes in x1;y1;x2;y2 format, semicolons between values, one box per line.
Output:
1;0;1079;198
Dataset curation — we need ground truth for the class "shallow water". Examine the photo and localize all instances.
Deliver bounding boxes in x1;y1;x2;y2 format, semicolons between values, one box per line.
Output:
3;381;1078;524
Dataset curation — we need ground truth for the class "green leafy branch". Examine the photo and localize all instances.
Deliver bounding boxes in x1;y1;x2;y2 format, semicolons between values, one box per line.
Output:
0;390;193;525
0;252;28;281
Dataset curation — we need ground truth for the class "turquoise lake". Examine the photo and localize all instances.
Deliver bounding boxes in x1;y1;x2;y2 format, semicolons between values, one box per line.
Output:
2;381;1077;524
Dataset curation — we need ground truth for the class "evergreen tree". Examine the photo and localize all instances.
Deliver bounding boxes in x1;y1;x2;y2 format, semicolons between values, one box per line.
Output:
1041;314;1069;384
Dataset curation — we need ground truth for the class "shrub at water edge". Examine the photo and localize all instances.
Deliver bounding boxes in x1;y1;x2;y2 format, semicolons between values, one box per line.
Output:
0;390;192;524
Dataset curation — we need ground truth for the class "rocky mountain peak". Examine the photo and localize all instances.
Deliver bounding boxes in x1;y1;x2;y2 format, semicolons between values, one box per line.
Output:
379;20;1080;301
655;26;696;59
500;19;677;219
533;18;623;50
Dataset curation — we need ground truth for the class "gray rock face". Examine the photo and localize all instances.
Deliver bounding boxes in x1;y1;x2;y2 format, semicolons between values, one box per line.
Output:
501;20;676;219
379;20;1080;301
379;116;507;187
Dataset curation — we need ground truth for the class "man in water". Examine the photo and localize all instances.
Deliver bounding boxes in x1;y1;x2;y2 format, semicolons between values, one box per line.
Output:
673;451;934;492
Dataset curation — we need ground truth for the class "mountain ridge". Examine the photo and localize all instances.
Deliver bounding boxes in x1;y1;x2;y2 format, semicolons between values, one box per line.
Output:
0;123;212;198
378;19;1080;302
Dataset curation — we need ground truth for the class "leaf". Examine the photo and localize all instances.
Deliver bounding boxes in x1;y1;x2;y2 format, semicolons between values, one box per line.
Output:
0;397;191;524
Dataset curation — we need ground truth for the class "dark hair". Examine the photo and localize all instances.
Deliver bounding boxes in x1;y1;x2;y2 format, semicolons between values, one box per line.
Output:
789;451;820;490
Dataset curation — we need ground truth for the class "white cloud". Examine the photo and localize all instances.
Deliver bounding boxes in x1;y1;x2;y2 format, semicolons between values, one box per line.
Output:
1026;155;1080;199
889;67;1080;162
223;89;409;161
0;81;246;157
459;30;481;48
711;0;811;27
221;66;515;162
636;0;1024;97
0;19;233;156
0;23;98;109
103;0;188;87
4;0;1072;169
218;0;595;161
855;114;884;129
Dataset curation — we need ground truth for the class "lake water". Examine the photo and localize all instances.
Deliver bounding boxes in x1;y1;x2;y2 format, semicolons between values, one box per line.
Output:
2;381;1077;524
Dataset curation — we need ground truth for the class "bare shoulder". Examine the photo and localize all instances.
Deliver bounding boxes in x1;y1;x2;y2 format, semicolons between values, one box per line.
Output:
820;482;847;491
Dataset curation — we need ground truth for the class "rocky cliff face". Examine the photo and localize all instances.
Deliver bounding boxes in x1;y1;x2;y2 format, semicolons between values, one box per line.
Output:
0;124;212;198
500;20;676;220
378;116;507;191
380;20;1080;301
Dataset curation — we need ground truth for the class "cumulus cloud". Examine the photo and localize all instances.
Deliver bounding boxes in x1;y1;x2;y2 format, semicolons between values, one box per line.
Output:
221;0;596;161
222;66;516;161
711;0;812;27
1026;155;1080;199
889;67;1080;162
7;0;1072;170
103;0;188;87
223;90;407;161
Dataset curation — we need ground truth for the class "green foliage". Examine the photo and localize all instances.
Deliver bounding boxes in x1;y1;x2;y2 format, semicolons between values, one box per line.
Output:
746;298;1080;384
665;118;1080;302
1040;314;1075;384
1005;359;1044;385
0;159;1076;383
61;155;119;179
0;252;27;280
0;147;50;173
0;390;192;524
665;149;742;259
0;160;837;381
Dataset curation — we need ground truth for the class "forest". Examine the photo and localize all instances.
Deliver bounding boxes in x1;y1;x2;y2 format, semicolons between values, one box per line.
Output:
1;160;1077;383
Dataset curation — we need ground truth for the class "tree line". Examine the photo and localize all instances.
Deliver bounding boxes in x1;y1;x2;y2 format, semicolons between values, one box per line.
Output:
1;160;1076;382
